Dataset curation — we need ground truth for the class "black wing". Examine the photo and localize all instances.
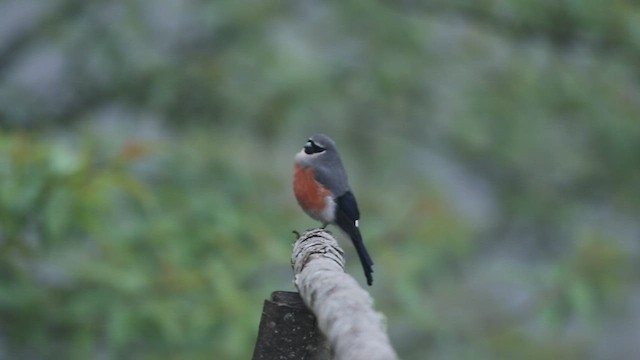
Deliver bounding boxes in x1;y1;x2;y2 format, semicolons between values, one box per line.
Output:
335;191;374;285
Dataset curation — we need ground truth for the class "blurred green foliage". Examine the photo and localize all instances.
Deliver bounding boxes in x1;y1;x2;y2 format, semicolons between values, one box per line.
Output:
1;0;640;359
0;130;292;358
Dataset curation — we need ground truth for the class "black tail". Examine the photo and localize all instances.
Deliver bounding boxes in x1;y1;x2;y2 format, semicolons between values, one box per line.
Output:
335;212;374;286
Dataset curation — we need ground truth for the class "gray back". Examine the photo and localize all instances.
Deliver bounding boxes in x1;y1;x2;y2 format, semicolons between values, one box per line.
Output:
308;134;350;196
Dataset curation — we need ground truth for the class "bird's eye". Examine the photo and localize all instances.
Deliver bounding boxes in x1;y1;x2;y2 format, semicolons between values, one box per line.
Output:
304;140;326;154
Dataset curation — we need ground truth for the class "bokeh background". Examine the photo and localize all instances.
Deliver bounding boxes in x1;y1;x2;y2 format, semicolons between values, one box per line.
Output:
1;1;640;359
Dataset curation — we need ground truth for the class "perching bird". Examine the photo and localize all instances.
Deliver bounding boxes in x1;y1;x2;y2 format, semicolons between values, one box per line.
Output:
293;134;374;285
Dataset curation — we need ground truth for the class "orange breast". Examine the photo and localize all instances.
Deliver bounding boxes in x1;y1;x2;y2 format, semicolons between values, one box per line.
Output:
293;164;331;214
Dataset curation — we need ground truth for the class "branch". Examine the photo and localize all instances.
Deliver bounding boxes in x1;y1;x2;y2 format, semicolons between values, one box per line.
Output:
252;291;330;360
291;229;397;360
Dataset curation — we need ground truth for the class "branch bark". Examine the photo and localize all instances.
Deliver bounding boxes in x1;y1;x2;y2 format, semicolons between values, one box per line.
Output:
252;291;330;360
291;229;397;360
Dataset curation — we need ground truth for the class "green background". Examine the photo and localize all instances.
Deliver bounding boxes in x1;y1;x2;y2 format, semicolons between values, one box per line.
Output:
1;0;639;359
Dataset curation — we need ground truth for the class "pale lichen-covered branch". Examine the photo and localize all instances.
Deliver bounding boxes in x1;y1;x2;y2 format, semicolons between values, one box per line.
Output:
291;229;397;360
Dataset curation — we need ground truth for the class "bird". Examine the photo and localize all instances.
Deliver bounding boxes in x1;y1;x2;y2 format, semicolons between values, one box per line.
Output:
293;133;374;286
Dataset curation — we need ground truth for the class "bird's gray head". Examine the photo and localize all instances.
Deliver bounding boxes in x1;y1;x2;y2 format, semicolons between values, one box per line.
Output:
295;133;342;168
304;133;337;155
295;133;350;194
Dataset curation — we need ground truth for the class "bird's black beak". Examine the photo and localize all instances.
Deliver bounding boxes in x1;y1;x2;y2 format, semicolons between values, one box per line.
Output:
304;140;314;154
303;139;326;154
